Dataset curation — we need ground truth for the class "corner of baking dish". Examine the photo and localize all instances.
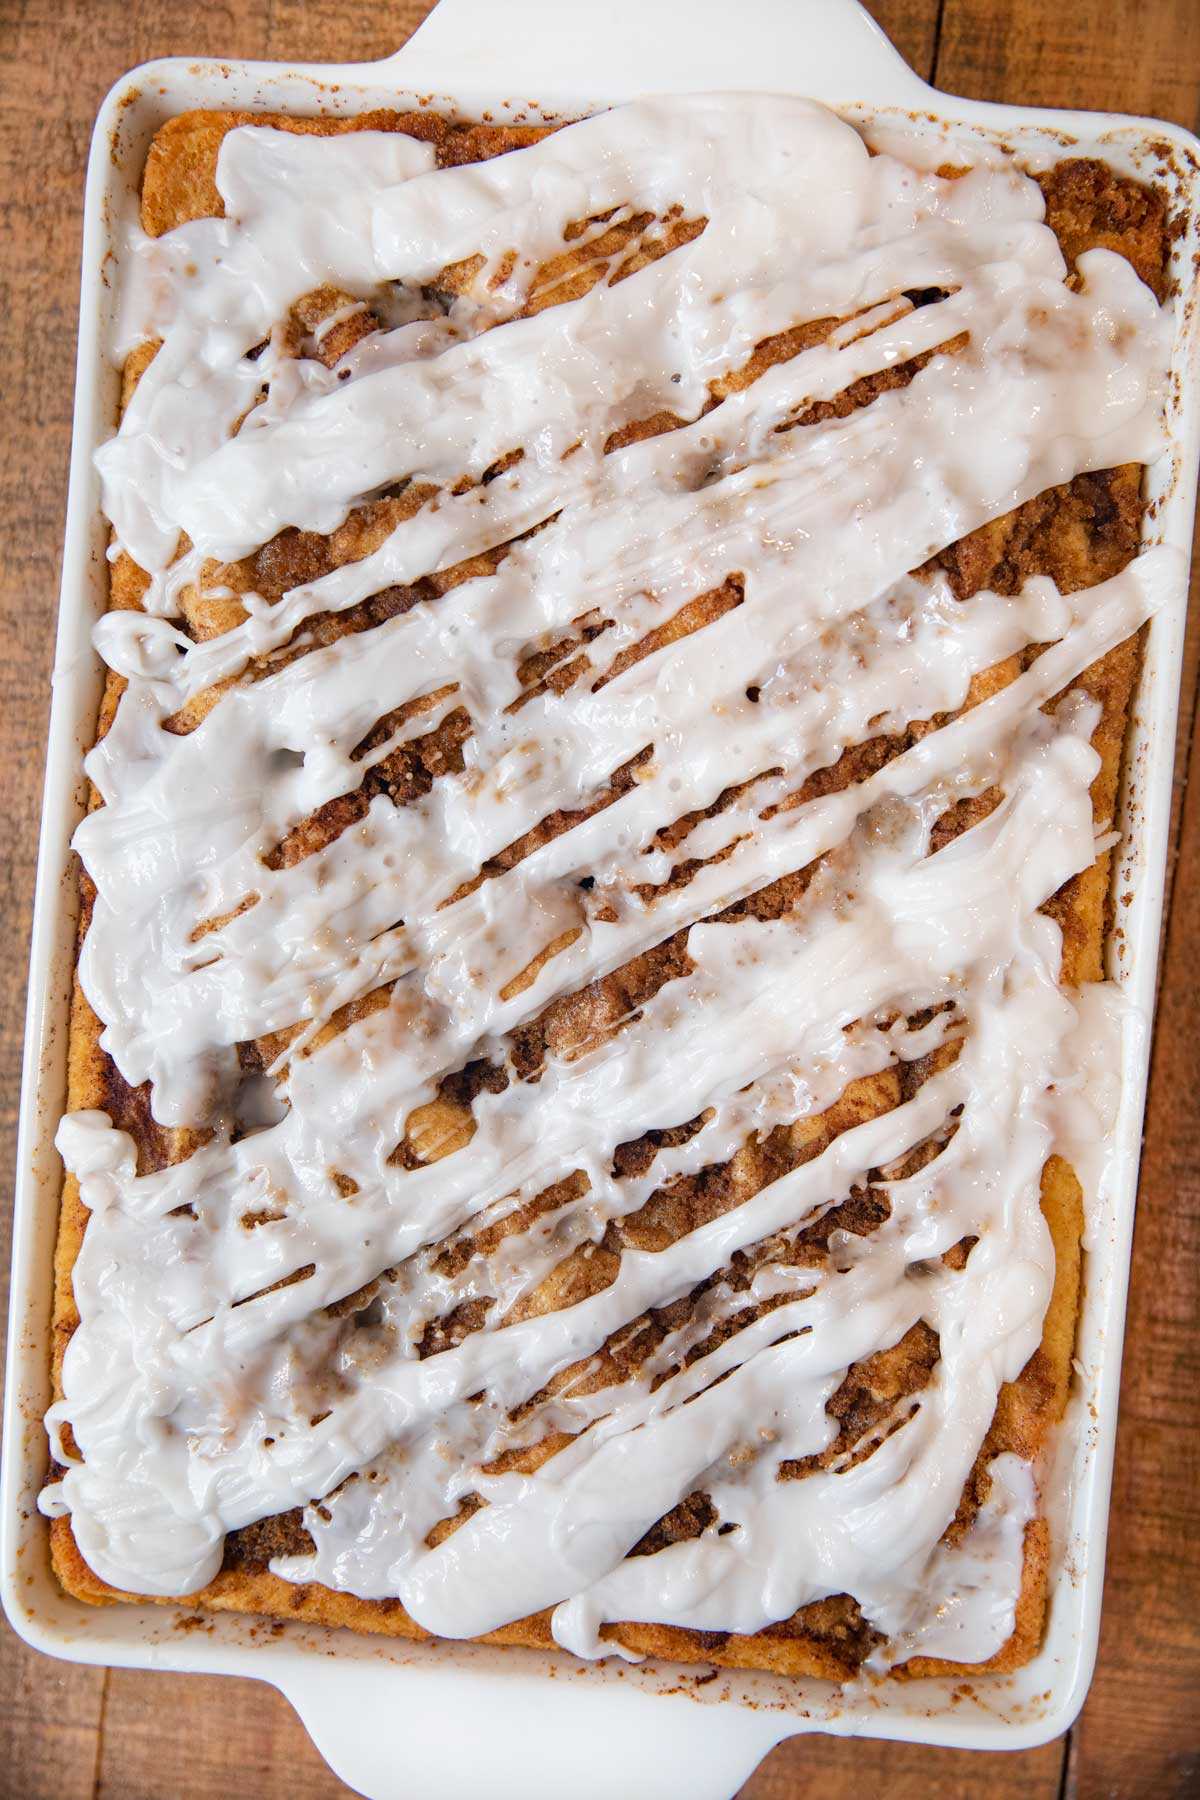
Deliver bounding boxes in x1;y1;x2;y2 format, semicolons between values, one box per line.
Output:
4;2;1200;1794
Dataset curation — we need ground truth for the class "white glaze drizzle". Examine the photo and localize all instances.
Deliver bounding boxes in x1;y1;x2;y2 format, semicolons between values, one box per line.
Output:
43;95;1173;1666
867;1452;1037;1668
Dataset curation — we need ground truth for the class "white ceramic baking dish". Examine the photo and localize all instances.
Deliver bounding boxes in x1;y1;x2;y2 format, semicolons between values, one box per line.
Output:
4;1;1199;1794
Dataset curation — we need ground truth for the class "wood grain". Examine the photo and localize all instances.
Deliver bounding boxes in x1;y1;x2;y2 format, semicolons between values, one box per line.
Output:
0;2;1196;1797
936;0;1200;131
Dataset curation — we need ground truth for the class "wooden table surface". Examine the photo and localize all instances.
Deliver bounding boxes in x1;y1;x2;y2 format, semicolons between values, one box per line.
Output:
1;1;1198;1795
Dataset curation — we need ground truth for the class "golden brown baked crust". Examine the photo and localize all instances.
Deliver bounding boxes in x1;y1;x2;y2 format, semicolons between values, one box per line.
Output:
47;105;1167;1683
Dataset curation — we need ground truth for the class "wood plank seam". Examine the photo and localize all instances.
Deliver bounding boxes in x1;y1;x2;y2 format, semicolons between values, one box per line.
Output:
928;0;950;84
90;1668;109;1800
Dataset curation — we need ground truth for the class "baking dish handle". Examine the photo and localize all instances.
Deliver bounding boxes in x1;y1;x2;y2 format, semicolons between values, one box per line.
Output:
378;0;934;109
277;1657;787;1800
